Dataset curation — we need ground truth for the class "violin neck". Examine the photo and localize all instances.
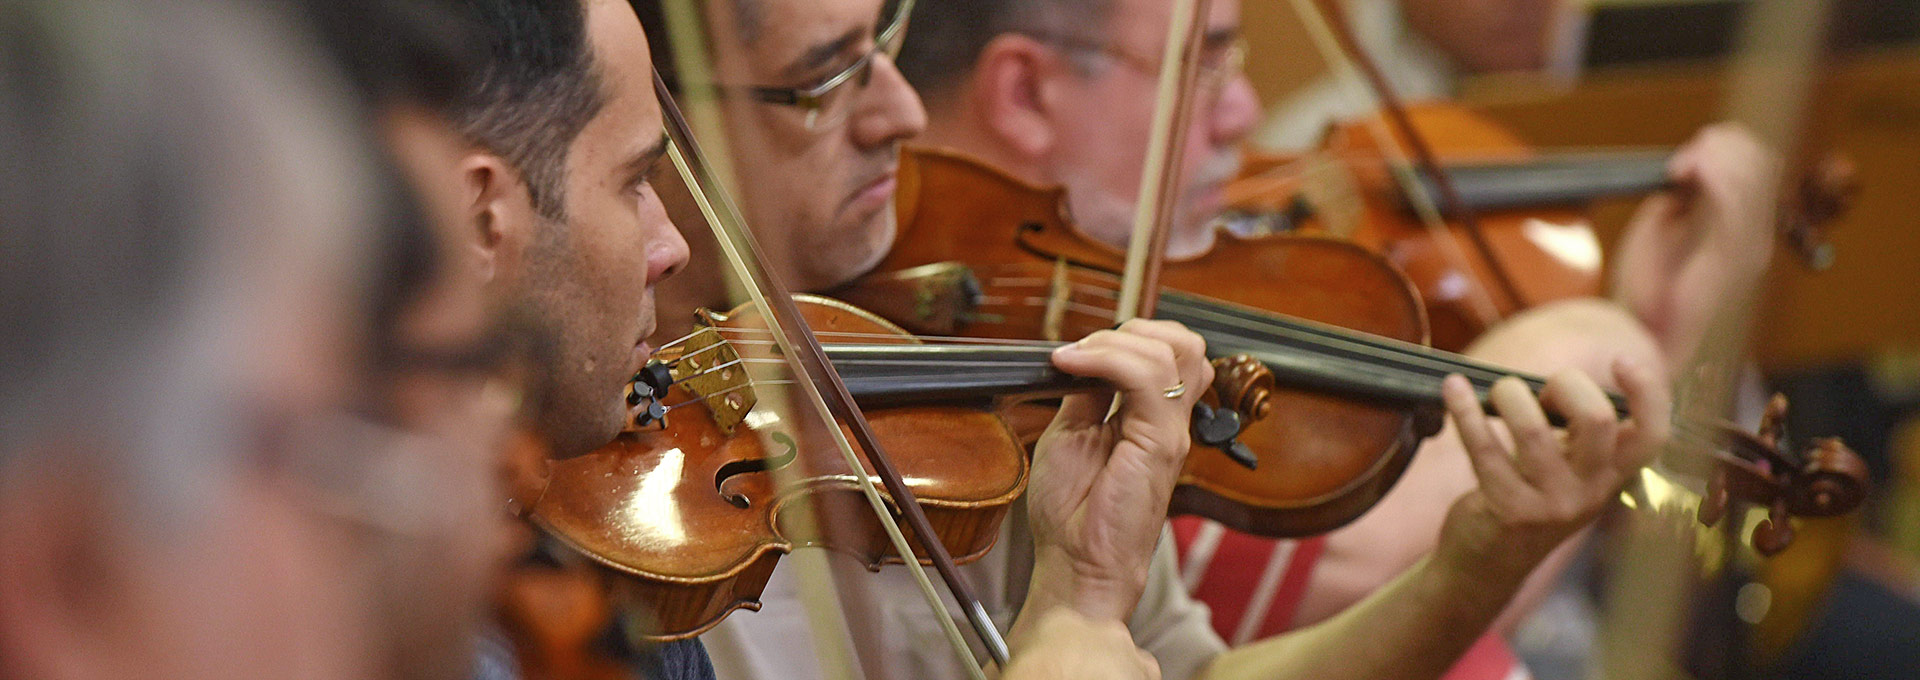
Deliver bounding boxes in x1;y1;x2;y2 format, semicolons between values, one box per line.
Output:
1154;289;1632;421
1407;150;1674;215
820;344;1100;407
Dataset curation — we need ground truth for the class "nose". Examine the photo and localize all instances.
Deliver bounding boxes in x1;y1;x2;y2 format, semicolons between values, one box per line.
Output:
1208;73;1260;149
849;54;928;150
643;195;690;285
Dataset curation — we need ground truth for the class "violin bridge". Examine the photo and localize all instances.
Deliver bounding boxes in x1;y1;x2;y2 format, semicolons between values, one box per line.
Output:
1300;152;1363;238
1042;257;1071;342
669;323;756;434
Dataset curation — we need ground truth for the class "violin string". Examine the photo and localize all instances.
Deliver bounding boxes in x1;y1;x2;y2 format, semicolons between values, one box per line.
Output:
700;325;1070;347
980;276;1534;390
642;355;1768;480
651;327;706;354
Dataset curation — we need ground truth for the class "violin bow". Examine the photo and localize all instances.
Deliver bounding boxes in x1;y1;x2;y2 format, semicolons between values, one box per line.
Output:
1115;0;1212;322
1286;0;1527;326
651;1;1008;674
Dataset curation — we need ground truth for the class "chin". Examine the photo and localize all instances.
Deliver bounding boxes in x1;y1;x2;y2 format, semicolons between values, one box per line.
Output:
813;211;897;290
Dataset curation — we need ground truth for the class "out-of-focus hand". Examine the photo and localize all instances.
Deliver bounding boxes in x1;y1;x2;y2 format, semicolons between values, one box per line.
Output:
1434;359;1671;581
1024;319;1211;621
1612;123;1781;370
1001;609;1161;680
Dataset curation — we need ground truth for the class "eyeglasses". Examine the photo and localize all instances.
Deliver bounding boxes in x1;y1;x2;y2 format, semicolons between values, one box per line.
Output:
1028;33;1247;103
702;2;912;131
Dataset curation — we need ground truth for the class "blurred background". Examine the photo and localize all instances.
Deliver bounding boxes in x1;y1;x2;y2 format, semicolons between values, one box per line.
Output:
1235;1;1918;677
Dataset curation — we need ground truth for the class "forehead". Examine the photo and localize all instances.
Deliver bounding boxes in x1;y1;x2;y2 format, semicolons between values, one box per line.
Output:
584;0;662;130
710;0;888;74
1109;0;1241;47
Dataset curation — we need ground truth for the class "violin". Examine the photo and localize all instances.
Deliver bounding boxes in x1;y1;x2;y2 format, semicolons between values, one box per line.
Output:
834;145;1867;547
1217;102;1858;351
512;289;1275;641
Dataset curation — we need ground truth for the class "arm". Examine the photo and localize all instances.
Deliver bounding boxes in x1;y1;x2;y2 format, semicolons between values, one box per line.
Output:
1612;123;1781;374
1200;360;1672;680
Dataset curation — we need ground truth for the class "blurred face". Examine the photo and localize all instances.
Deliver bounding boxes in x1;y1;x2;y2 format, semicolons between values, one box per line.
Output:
375;108;527;680
1400;0;1558;73
1042;0;1260;259
514;0;689;457
702;0;927;291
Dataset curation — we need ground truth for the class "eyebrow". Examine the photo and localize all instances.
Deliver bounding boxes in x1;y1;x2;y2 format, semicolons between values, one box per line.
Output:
778;27;864;81
625;131;671;183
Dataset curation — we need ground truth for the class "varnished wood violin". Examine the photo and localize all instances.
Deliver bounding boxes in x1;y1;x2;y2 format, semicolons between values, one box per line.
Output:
837;146;1866;547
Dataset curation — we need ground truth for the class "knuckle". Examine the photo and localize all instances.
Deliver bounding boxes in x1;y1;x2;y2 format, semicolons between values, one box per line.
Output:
1573;409;1614;434
1520;425;1559;454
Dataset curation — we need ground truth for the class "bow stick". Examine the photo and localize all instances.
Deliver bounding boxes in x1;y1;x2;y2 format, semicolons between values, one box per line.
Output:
653;74;1007;672
651;0;1004;672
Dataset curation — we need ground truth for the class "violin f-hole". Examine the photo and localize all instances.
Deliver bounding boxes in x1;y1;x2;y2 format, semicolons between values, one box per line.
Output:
713;431;800;508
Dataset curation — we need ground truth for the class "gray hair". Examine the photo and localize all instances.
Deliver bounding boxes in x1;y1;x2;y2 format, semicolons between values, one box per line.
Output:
895;0;1119;98
0;0;381;525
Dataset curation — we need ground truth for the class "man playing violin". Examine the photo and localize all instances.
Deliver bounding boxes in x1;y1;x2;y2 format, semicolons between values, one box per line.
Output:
894;0;1781;677
631;0;1672;679
430;0;1224;678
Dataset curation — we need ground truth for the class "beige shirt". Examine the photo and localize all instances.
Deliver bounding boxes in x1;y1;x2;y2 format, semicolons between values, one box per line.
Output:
702;499;1226;680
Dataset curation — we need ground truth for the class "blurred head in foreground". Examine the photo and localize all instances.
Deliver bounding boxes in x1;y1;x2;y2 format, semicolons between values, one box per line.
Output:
0;1;506;679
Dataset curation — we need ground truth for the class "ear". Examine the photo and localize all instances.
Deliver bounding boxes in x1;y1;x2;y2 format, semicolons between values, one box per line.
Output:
0;465;125;680
972;34;1066;162
459;152;533;286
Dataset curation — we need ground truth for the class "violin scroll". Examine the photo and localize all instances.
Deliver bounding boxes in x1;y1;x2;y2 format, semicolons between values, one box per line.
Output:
1693;394;1868;556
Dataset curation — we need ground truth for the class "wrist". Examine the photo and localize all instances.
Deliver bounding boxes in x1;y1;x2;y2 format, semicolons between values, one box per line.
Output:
1024;546;1146;624
1434;499;1564;588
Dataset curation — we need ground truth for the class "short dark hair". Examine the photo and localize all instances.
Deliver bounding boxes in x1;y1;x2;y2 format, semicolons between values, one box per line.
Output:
295;0;482;114
451;0;606;219
292;0;490;382
895;0;1117;99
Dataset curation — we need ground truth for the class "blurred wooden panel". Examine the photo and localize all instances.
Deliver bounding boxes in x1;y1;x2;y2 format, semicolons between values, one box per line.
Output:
1459;48;1920;371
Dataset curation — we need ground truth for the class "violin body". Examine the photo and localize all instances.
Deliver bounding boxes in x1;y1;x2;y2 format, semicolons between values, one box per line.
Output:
528;296;1028;641
1226;102;1608;351
842;146;1438;538
1223;101;1854;351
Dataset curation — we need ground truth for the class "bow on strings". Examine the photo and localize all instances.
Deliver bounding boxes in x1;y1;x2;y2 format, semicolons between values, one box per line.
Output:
649;0;1014;674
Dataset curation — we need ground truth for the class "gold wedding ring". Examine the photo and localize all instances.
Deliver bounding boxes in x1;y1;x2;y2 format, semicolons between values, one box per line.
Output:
1162;381;1188;399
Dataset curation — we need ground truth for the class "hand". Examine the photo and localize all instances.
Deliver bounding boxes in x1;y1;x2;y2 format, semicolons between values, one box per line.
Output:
1435;359;1671;580
1024;319;1212;621
1001;610;1161;680
1612;123;1781;370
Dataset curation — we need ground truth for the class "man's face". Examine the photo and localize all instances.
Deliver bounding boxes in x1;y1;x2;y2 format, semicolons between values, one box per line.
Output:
702;0;927;291
516;0;688;456
1043;0;1260;258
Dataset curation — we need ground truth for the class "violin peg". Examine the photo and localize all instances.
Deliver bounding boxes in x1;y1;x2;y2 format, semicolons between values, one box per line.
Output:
1698;466;1730;528
1751;517;1795;556
1750;499;1796;556
1787;437;1870;517
1759;394;1790;448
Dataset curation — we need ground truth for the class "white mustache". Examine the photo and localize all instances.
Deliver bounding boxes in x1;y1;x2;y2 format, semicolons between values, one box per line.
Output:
1187;149;1243;193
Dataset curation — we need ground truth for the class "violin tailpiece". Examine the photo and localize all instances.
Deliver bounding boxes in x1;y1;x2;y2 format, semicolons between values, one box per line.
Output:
668;324;755;434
